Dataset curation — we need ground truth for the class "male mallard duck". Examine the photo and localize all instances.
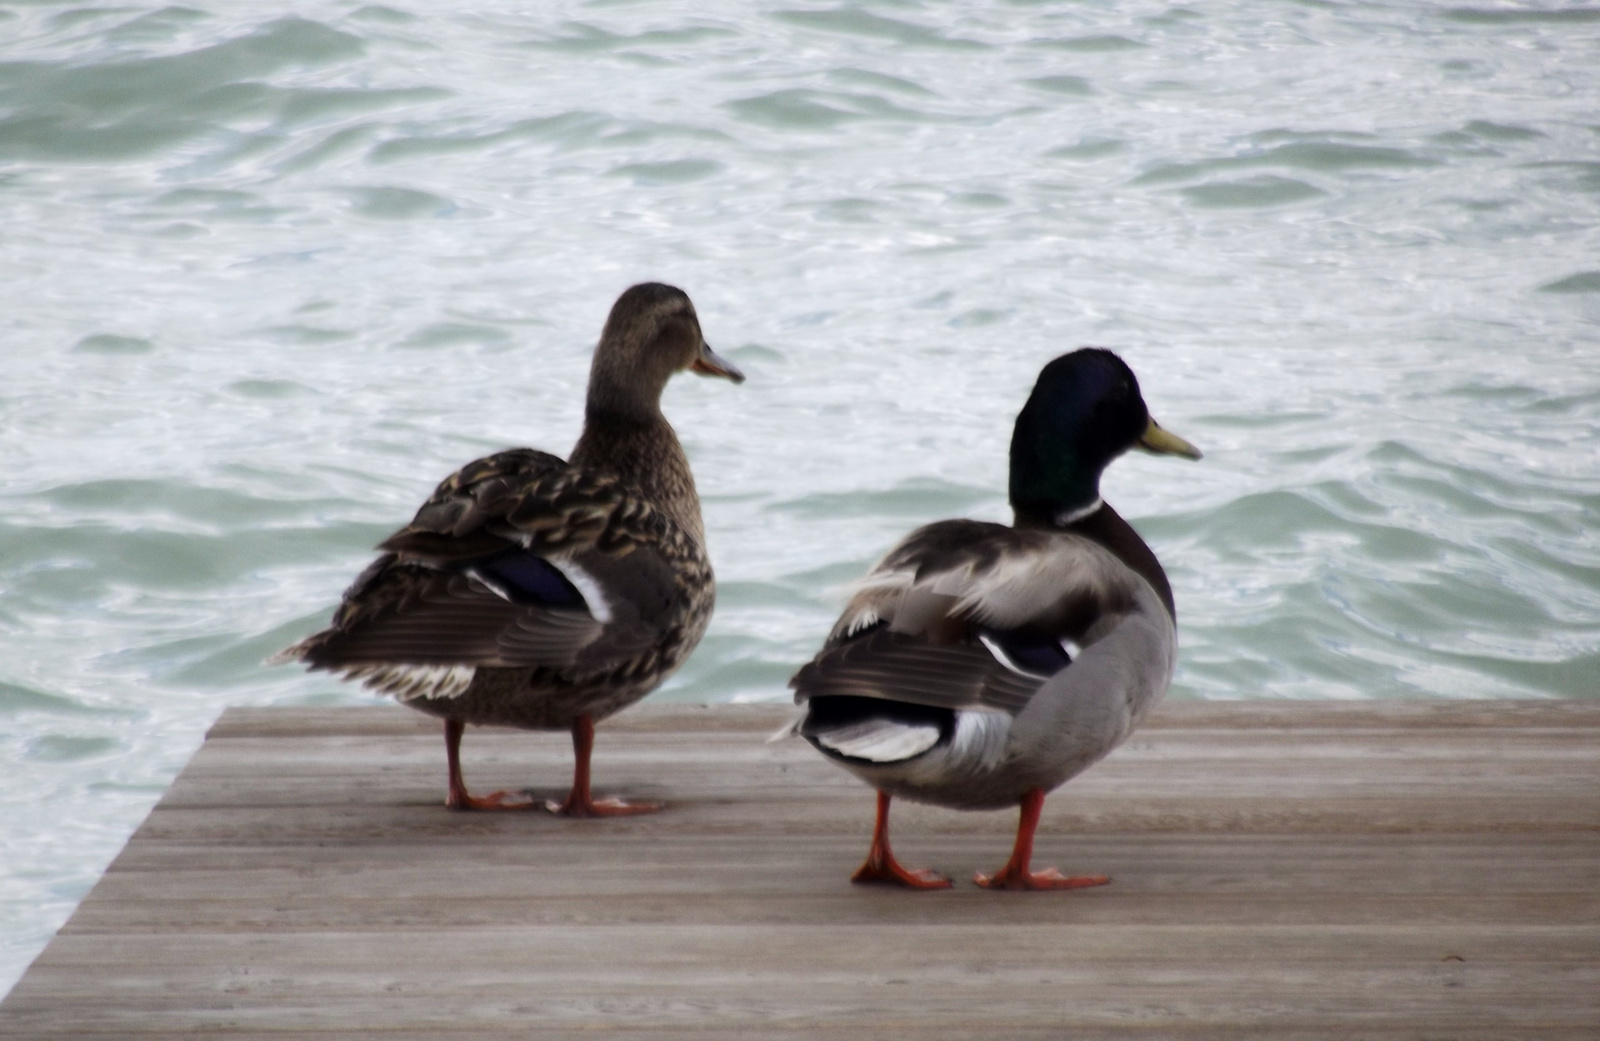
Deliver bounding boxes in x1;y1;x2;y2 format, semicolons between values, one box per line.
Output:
279;283;743;814
789;348;1199;888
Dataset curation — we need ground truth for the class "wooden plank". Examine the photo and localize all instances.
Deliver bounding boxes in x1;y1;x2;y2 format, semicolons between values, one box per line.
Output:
197;699;1600;738
3;701;1597;1038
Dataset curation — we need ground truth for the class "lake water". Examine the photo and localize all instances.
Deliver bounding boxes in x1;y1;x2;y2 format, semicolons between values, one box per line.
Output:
2;0;1598;994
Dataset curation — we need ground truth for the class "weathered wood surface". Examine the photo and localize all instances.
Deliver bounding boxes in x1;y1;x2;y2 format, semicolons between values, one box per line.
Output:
3;700;1597;1039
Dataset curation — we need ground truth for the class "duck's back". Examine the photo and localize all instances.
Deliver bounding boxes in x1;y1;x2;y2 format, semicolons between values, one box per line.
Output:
284;445;714;725
791;516;1176;808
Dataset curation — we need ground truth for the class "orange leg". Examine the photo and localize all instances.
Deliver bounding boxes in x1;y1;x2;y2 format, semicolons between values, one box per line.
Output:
443;719;537;811
545;715;664;817
851;790;951;889
974;787;1110;891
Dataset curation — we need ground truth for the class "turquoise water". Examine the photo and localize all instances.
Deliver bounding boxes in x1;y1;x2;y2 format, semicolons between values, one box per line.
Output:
3;0;1598;992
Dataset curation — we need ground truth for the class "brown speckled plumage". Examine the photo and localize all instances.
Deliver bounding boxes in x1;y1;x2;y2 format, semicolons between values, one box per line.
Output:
277;283;743;811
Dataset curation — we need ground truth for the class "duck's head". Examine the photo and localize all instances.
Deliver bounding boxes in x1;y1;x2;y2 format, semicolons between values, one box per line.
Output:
587;282;744;420
1008;348;1200;526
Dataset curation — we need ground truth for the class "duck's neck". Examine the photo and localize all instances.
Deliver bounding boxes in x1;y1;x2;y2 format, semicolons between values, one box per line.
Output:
1013;500;1175;620
571;408;704;546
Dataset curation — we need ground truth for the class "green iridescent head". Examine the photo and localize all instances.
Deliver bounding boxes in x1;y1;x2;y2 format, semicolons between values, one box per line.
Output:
1008;348;1200;524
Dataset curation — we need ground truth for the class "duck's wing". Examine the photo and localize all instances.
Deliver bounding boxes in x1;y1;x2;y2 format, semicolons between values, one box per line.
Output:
793;519;1144;718
281;448;708;698
792;626;1040;716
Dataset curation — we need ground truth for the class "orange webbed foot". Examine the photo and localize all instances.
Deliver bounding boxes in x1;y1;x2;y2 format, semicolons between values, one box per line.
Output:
973;787;1109;890
546;794;666;817
445;788;541;812
973;866;1110;891
852;858;953;890
545;714;665;817
850;790;952;889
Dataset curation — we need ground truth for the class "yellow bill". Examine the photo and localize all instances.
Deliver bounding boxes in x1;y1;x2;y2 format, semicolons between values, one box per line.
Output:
1136;417;1202;460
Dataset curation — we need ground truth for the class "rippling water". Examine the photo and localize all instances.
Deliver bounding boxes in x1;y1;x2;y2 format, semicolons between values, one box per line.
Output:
3;0;1598;992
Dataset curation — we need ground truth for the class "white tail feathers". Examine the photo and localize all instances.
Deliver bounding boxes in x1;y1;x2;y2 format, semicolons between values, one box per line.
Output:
813;720;940;763
338;663;477;701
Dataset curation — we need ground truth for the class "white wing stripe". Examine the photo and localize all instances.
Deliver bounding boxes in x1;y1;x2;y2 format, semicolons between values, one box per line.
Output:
547;558;613;624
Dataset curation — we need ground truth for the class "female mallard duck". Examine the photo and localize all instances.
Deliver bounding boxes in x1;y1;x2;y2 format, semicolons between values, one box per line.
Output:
790;348;1199;888
279;283;743;814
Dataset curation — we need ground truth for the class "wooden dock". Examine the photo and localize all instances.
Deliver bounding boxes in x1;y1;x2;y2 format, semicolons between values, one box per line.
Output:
2;701;1597;1039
